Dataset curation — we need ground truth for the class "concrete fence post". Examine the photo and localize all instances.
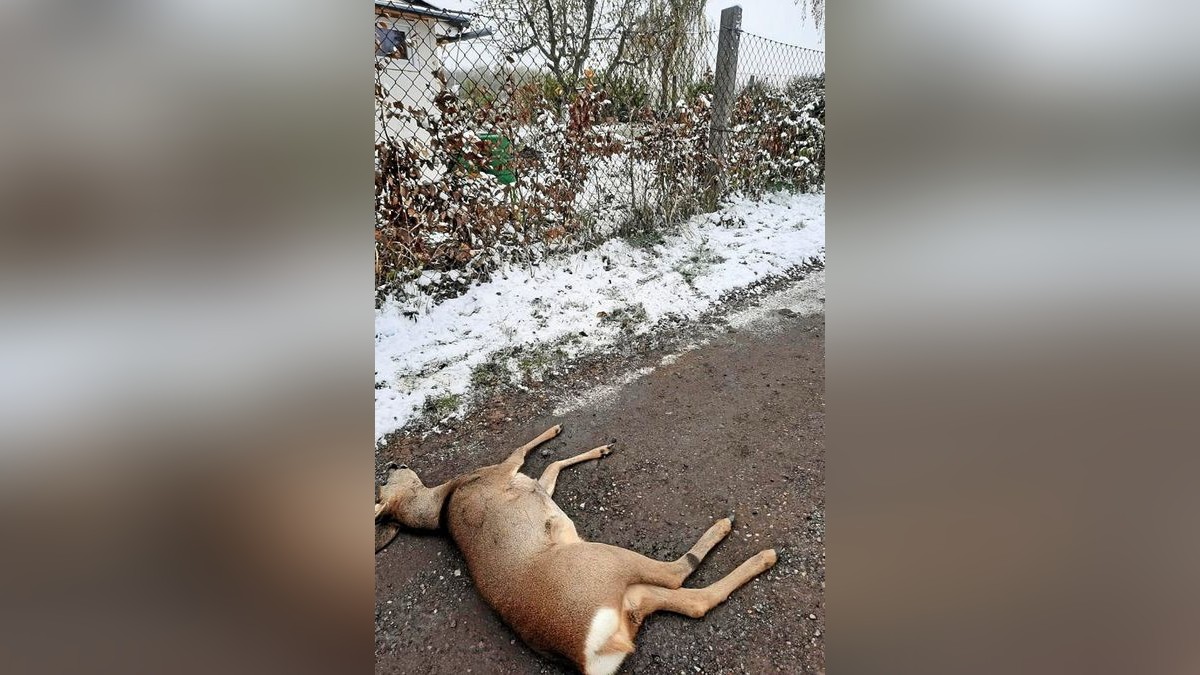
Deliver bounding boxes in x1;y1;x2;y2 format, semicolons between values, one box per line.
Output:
705;5;742;211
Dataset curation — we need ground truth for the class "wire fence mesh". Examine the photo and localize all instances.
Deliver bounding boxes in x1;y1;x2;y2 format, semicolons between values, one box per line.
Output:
374;3;824;300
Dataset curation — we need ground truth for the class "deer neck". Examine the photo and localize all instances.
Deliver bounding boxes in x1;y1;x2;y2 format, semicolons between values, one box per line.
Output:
401;480;456;530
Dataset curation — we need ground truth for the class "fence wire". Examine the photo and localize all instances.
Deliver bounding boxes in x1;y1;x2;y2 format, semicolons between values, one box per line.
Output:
375;5;824;299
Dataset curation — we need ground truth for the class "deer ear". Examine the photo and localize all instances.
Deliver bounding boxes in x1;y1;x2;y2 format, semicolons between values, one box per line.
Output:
376;521;401;552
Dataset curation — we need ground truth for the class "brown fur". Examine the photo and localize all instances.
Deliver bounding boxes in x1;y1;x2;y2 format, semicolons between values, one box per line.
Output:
375;424;776;674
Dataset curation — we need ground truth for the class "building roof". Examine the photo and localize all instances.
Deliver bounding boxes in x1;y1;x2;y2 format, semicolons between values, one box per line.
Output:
374;1;473;29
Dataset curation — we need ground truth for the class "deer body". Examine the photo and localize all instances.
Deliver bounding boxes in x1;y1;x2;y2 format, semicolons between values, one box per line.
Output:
376;425;777;675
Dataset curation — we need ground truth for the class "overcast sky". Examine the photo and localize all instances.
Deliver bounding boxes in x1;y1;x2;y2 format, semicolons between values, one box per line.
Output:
432;0;824;50
706;0;822;49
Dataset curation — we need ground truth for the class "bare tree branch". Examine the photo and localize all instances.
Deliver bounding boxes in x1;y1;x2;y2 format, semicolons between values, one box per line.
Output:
480;0;708;113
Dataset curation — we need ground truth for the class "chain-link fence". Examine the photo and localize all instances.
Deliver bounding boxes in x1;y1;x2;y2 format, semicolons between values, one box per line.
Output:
374;2;824;299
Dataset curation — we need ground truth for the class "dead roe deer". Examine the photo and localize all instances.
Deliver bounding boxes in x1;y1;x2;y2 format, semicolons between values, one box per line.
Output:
375;424;777;675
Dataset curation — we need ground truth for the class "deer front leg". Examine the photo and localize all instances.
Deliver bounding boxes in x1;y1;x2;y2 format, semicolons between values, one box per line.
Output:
538;444;612;496
503;424;562;471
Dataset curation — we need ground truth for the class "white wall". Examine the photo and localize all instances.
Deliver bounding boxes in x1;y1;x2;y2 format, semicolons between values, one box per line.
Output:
375;14;444;152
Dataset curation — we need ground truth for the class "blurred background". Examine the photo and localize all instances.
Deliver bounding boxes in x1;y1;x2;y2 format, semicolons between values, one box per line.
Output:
0;1;373;672
1;0;1200;673
832;1;1200;674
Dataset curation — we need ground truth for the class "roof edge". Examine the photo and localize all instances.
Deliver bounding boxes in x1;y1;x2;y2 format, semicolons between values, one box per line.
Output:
375;1;473;29
437;27;494;44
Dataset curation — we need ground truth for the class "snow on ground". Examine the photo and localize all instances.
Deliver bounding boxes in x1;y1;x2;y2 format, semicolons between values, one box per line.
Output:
375;191;825;443
551;367;657;417
552;270;826;420
725;268;826;332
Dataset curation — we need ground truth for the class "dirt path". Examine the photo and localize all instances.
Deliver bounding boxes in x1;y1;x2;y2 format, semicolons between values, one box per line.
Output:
376;289;825;674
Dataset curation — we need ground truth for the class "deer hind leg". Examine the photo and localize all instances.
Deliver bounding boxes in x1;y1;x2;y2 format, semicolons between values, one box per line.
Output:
623;548;777;622
623;517;738;589
582;517;735;592
538;444;612;496
633;517;737;588
503;424;562;471
675;517;735;580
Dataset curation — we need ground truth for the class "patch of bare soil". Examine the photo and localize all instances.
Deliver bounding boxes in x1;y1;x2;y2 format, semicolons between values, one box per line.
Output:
376;288;824;674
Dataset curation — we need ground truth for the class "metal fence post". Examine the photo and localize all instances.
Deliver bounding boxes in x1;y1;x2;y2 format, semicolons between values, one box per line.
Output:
706;4;742;211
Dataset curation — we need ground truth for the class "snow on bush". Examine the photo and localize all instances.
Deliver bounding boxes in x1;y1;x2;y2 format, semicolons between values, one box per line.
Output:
375;67;824;302
726;75;825;196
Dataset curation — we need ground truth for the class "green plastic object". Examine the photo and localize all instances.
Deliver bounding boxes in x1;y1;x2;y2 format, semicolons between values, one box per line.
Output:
478;133;517;185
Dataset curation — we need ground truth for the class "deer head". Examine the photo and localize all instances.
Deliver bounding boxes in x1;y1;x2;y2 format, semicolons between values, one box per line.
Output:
375;464;456;552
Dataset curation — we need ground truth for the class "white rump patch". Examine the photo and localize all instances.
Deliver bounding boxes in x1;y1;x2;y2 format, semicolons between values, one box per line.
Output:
584;607;629;675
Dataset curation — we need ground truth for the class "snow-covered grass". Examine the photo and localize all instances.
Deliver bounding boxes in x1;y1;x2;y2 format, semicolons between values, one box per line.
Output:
375;191;825;443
